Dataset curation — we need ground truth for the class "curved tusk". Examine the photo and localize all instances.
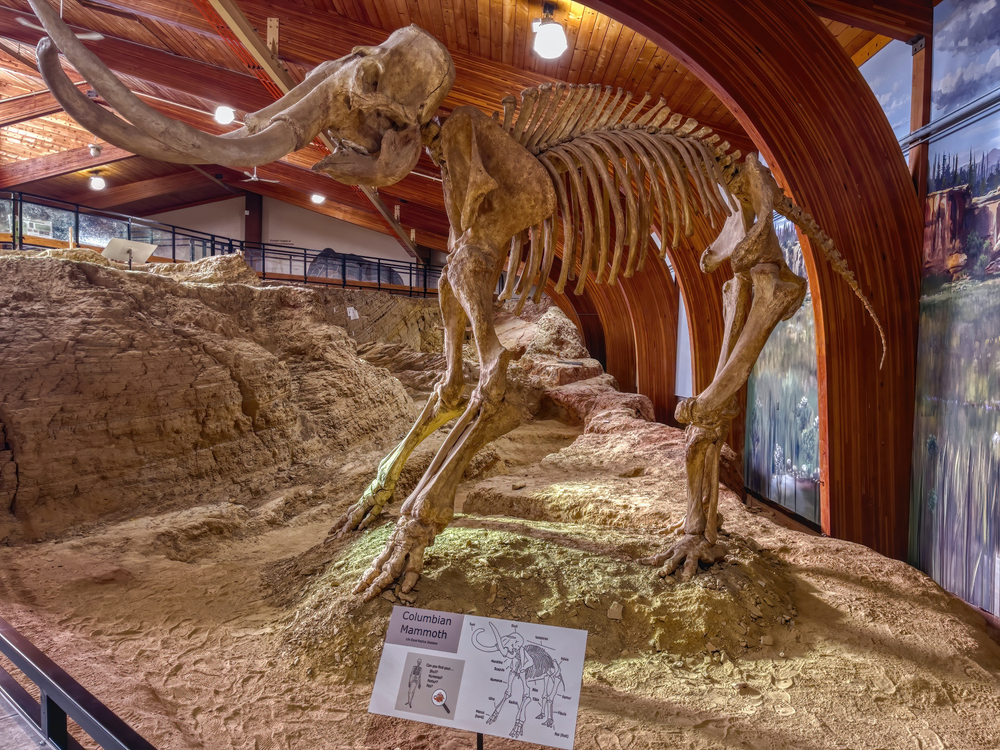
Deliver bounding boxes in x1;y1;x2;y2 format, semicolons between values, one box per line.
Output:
489;623;510;658
36;38;204;164
28;0;298;167
471;628;500;653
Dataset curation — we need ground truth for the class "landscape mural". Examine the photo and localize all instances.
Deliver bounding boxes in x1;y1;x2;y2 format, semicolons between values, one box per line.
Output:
909;0;1000;618
744;220;821;524
743;40;914;525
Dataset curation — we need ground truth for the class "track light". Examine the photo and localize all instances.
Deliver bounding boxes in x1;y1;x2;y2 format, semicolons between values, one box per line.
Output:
310;194;325;204
532;3;567;59
214;106;236;125
88;142;102;157
89;171;106;190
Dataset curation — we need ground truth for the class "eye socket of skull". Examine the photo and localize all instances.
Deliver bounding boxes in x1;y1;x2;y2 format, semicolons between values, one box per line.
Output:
360;26;455;127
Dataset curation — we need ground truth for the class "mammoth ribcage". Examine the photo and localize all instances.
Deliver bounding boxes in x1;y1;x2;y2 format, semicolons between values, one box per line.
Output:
493;84;742;312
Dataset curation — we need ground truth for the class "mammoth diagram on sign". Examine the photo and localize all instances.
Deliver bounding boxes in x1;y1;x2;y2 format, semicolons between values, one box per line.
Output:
472;622;567;739
29;0;884;601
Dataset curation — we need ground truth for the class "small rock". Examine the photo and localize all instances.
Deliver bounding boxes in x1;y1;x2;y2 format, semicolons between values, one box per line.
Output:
706;641;720;653
584;596;600;609
760;634;774;646
381;591;396;602
512;482;527;490
538;611;550;620
607;602;623;620
398;590;417;604
486;582;498;604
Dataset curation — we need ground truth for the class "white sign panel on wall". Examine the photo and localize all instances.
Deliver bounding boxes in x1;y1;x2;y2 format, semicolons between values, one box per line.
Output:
370;607;588;750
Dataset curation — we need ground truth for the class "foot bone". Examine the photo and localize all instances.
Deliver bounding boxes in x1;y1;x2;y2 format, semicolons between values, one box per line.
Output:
353;517;437;601
640;533;727;581
329;481;393;539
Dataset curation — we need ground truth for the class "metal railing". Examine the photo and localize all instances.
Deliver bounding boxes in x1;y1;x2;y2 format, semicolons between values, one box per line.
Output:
0;191;446;297
0;615;156;750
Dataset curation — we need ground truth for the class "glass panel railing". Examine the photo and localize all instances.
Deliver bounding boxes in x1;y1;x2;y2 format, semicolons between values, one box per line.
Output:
78;211;128;247
22;202;75;243
4;192;444;297
0;199;11;234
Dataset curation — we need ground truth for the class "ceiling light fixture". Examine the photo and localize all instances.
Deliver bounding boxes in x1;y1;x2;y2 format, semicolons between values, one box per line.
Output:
310;194;325;204
89;171;106;190
532;3;567;60
214;106;236;125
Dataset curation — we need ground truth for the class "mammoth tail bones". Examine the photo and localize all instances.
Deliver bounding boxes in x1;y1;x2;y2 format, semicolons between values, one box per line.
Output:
30;0;884;597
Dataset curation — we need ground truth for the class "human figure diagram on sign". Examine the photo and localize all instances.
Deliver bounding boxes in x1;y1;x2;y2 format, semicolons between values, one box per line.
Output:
472;622;565;739
406;658;422;708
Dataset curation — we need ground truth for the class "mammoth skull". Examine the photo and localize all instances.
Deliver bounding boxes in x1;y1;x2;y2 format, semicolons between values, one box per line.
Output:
28;0;455;187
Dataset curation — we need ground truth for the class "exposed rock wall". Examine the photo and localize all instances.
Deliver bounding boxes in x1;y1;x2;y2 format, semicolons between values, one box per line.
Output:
277;286;443;352
0;252;411;541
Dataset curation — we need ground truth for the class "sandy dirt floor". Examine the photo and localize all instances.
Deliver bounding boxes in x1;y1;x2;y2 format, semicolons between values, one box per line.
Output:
2;406;1000;750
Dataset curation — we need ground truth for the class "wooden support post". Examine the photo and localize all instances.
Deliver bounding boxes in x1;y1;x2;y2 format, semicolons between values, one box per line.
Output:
266;17;279;56
244;192;263;247
909;38;932;210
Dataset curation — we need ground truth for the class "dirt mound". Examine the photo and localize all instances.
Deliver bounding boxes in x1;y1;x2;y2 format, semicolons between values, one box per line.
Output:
0;253;411;540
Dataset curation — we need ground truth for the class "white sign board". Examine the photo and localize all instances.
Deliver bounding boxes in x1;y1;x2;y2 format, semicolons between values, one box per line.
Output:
370;607;587;749
101;238;158;265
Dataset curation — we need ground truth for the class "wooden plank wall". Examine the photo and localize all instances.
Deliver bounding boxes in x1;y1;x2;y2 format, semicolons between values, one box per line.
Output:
587;0;924;561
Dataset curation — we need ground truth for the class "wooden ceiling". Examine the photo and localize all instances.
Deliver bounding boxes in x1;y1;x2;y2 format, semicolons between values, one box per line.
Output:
0;0;912;252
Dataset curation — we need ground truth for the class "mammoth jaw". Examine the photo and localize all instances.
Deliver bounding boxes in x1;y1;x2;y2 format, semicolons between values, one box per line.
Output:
312;124;423;187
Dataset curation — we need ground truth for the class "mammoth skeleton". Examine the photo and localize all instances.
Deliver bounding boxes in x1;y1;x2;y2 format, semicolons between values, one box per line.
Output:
472;623;566;739
30;0;884;599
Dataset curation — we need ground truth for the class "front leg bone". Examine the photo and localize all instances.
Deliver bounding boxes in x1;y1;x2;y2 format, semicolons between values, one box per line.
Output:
328;390;464;538
330;276;469;538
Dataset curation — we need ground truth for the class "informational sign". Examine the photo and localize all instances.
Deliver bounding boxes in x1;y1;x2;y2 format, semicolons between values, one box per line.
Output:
23;218;53;238
370;607;588;750
101;238;158;265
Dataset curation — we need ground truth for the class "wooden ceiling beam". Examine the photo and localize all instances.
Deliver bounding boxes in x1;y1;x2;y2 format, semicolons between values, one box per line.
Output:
71;0;753;150
80;170;209;210
851;34;893;66
0;85;89;128
0;144;133;189
0;7;275;112
808;0;933;41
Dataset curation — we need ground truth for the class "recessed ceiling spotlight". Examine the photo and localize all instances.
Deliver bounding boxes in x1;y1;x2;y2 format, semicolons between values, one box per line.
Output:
214;106;236;125
310;194;325;204
89;171;106;190
532;2;567;59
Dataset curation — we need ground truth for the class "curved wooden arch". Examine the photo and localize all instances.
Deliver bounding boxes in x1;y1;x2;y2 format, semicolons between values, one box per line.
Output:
584;0;922;559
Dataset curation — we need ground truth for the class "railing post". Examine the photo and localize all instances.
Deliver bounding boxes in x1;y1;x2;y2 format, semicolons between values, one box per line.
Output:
172;230;176;263
377;259;381;290
73;206;80;249
341;254;347;288
423;262;428;298
261;244;267;279
304;247;308;282
127;217;132;241
41;691;69;750
15;193;22;251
